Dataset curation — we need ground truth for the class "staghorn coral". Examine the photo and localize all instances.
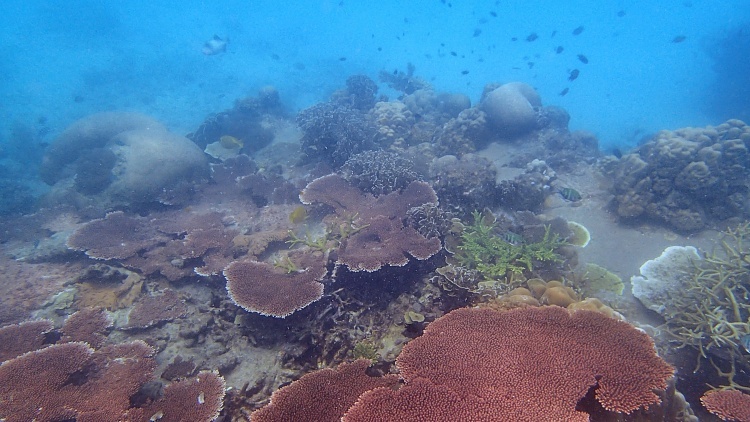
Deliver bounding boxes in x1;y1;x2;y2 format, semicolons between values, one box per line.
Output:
632;223;750;390
297;102;378;168
611;119;750;231
341;150;419;196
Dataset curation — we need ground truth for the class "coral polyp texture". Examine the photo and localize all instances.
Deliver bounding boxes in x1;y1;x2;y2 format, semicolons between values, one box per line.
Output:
224;257;327;318
701;389;750;422
252;359;399;422
610;119;750;231
253;306;674;421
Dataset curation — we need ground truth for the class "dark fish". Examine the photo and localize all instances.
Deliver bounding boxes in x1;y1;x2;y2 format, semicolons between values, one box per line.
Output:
339;57;347;61
617;10;626;17
551;30;557;38
560;187;582;202
527;61;534;69
555;45;564;54
377;47;382;51
473;28;482;37
73;95;85;103
404;17;410;23
511;37;518;41
293;62;306;70
271;53;280;61
577;54;589;64
461;70;470;75
501;231;524;245
559;88;569;96
202;35;228;55
568;68;580;81
526;32;538;42
572;26;584;36
612;148;623;159
450;51;458;56
672;35;686;43
490;11;497;17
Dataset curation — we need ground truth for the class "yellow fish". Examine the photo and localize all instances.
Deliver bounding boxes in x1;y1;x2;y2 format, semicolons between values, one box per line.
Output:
219;135;243;149
289;206;308;224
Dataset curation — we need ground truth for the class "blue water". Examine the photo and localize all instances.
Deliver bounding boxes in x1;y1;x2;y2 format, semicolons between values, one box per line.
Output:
1;0;748;168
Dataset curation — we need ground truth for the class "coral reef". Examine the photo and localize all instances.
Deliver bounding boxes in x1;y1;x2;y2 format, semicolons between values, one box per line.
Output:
368;101;415;147
341;150;419;196
610;119;750;231
701;389;750;422
633;223;750;390
40;112;209;209
254;306;673;421
224;253;327;318
480;82;541;138
300;174;442;272
0;320;53;361
297;102;378;168
252;359;399;422
60;307;111;348
331;75;379;112
431;106;491;155
378;63;430;95
188;86;285;154
428;154;499;217
124;289;188;329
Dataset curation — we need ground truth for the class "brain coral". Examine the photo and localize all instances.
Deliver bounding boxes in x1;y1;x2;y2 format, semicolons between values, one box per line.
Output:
611;119;750;232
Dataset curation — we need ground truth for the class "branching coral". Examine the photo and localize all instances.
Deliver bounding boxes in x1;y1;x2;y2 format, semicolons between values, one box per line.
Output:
442;211;566;293
643;222;750;390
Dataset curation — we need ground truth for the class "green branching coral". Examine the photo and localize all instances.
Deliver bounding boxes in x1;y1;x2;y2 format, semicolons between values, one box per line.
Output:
451;210;566;285
662;222;750;390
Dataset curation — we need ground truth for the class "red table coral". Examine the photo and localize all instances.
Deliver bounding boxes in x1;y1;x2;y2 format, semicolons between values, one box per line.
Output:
346;306;674;421
701;389;750;422
252;359;399;422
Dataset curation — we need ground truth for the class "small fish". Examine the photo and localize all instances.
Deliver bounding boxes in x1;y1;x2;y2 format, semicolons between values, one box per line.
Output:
526;32;538;42
741;334;750;353
501;231;524;245
527;61;534;69
577;54;589;64
572;26;585;36
219;135;243;149
271;53;281;61
339;57;347;61
289;206;308;224
550;30;557;38
490;11;497;17
617;10;626;17
555;46;564;54
473;28;482;37
612;148;623;159
461;70;470;75
559;187;582;202
671;35;686;43
202;35;228;55
559;87;569;96
511;37;518;41
568;68;580;81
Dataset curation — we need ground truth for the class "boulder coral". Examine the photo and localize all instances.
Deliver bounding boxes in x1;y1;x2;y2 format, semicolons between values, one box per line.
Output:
610;119;750;231
40;112;209;209
480;82;541;138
